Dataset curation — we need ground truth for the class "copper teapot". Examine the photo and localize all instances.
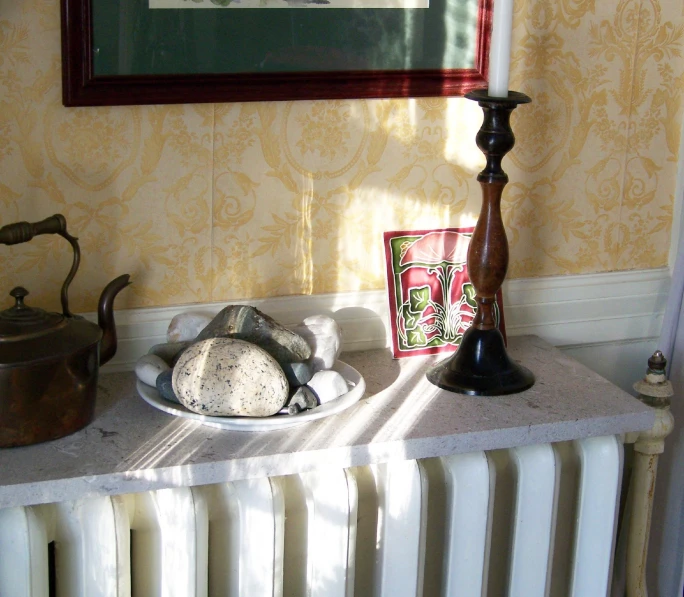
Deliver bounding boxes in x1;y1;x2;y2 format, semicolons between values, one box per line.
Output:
0;215;131;447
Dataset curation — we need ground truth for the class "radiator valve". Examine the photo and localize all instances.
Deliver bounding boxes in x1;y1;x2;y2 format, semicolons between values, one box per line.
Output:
633;350;673;408
631;350;674;455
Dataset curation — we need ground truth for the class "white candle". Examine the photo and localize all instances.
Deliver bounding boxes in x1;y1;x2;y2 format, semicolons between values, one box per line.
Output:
488;0;513;97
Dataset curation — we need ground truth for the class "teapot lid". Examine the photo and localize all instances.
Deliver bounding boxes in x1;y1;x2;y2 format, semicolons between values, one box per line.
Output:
0;287;65;339
0;286;102;365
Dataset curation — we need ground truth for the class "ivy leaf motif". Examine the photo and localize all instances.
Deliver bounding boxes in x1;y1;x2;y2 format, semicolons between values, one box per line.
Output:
409;285;430;313
401;303;418;329
463;282;477;309
407;326;427;347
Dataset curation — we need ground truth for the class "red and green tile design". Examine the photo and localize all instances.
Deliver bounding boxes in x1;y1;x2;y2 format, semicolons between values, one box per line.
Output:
384;227;506;358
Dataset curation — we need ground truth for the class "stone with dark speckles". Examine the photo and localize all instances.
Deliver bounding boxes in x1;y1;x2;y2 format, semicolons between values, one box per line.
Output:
172;337;289;417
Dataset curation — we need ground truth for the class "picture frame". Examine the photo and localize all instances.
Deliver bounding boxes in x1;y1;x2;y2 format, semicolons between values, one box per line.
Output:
60;0;492;106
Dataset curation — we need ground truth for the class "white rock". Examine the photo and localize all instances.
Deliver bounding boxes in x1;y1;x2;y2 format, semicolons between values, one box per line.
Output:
306;370;349;404
167;311;214;343
290;315;342;372
172;338;289;417
135;354;171;387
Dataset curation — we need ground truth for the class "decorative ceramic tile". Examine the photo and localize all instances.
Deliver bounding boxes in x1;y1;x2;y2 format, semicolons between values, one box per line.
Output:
384;227;506;358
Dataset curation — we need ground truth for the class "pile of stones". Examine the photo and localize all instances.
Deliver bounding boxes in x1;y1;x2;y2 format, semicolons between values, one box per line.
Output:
135;306;347;418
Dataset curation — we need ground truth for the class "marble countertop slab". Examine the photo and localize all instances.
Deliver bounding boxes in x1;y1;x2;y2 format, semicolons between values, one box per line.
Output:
0;335;653;509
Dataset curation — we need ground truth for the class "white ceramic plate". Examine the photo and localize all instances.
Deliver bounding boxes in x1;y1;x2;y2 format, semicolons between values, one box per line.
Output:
136;360;366;432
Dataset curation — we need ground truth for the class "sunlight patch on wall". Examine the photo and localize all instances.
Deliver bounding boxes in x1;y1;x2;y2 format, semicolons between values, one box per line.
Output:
444;98;484;172
293;173;315;296
335;185;456;289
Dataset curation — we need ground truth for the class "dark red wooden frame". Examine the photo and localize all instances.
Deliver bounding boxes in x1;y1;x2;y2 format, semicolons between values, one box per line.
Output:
61;0;492;107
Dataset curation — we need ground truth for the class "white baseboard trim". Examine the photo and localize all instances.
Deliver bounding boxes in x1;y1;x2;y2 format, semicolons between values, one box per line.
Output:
92;267;670;372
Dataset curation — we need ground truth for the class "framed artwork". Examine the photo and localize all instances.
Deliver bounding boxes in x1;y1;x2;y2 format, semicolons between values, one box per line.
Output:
384;227;506;359
60;0;492;106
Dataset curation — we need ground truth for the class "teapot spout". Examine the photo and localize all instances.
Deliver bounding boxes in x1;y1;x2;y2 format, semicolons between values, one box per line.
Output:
98;274;132;366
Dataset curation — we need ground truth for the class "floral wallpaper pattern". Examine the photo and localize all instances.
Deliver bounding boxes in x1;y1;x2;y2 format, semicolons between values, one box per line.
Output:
0;0;682;312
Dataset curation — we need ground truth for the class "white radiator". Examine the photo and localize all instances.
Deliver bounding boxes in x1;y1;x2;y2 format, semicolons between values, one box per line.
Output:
0;436;622;597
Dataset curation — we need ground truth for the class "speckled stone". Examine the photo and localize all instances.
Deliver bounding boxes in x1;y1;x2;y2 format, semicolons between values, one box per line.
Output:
135;354;170;387
148;341;192;366
156;370;180;404
167;312;214;343
194;305;312;367
282;361;314;387
290;315;342;372
173;338;289;417
307;370;349;404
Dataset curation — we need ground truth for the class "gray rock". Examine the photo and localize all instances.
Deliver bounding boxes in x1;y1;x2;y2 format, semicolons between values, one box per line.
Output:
287;403;302;415
287;385;318;414
147;341;192;366
290;315;342;372
307;370;349;404
173;338;289;417
281;361;314;387
135;354;171;387
156;369;180;404
194;305;311;367
167;312;214;343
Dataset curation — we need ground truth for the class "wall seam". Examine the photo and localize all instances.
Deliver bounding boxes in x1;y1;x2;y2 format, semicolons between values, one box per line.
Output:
668;105;684;274
616;0;643;269
210;103;216;302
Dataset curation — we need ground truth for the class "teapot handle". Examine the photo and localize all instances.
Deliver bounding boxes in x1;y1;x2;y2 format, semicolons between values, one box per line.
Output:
0;214;80;317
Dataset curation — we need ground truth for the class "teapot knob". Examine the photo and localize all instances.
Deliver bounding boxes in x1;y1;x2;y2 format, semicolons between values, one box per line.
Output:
9;287;29;310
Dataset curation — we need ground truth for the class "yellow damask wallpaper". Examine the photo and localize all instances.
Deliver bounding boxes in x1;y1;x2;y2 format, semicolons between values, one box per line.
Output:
0;0;682;312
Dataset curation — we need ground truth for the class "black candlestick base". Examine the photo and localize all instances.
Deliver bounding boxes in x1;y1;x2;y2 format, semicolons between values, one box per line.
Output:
426;328;534;396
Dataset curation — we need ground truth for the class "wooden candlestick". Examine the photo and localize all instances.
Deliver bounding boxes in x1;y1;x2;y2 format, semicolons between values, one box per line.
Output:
426;89;534;396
